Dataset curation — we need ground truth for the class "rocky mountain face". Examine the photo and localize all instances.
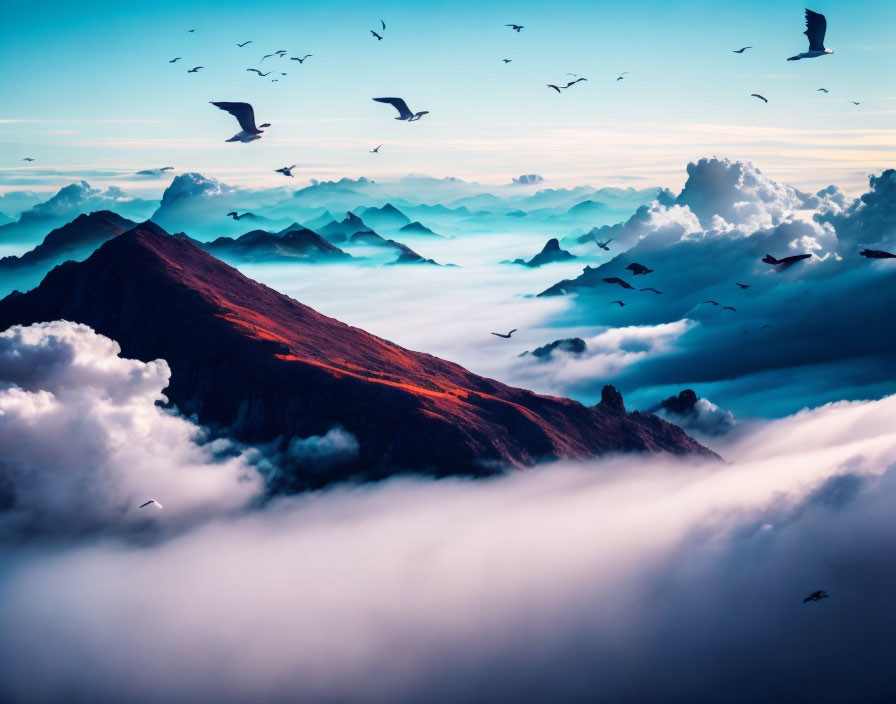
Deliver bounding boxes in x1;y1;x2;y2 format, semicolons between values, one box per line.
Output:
0;222;716;488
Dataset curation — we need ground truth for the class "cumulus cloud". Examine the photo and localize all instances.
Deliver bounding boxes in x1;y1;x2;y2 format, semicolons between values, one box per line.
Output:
2;392;896;702
0;322;263;535
512;174;544;185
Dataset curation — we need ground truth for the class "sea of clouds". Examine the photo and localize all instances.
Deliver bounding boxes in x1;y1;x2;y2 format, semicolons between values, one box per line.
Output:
1;321;895;703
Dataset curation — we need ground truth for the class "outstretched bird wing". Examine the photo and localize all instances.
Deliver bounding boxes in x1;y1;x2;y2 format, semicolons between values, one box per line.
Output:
210;102;259;133
804;9;827;51
373;97;413;119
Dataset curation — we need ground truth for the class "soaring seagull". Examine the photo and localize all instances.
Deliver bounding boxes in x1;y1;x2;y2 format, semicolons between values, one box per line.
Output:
22;157;35;161
370;144;382;153
188;66;204;73
491;329;517;338
237;40;253;47
380;19;386;31
140;499;163;509
247;69;271;76
372;97;429;121
595;238;612;250
275;165;296;177
616;72;628;81
787;9;833;61
732;46;753;53
210;101;270;142
169;57;181;63
506;24;524;32
803;590;829;603
371;30;383;40
502;58;512;63
722;306;737;312
640;287;663;294
817;87;829;93
736;282;750;289
291;54;313;63
850;101;861;105
751;93;768;103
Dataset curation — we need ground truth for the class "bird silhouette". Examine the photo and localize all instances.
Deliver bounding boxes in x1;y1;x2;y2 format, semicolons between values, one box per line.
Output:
751;93;768;103
732;46;753;53
506;24;524;32
211;101;270;142
762;253;812;269
188;66;204;73
788;9;833;61
370;145;382;153
603;277;634;290
187;29;196;33
226;211;253;220
547;84;562;93
850;101;861;105
626;262;653;275
860;248;896;259
722;306;737;312
246;69;271;76
291;54;313;63
491;329;517;338
595;238;612;250
275;165;296;177
140;499;163;509
762;324;774;329
610;300;626;307
502;58;512;63
380;19;386;30
616;72;628;81
736;282;750;289
817;87;829;93
640;287;663;294
169;57;181;63
22;157;35;162
563;78;587;88
373;97;429;121
371;30;383;40
803;590;829;603
236;40;252;47
702;300;720;306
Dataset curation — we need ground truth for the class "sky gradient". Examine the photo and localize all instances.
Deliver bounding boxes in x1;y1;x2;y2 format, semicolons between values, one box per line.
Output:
2;0;896;195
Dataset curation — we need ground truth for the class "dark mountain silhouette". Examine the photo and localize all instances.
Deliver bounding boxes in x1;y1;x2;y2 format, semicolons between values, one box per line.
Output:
317;211;371;243
349;230;442;265
202;228;350;262
399;221;444;238
0;223;715;487
520;338;587;360
506;238;576;267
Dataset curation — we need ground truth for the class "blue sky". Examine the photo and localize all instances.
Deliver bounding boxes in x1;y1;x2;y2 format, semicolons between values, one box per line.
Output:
1;0;895;193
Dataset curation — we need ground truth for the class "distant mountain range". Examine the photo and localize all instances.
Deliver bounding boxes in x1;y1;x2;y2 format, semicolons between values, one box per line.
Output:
0;223;714;487
202;228;350;263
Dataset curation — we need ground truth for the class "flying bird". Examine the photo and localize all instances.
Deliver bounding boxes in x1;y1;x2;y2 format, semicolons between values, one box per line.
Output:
370;145;382;153
603;277;634;290
722;306;737;312
626;262;653;275
22;157;35;161
762;252;812;269
787;9;833;61
187;29;195;33
702;300;720;306
616;72;628;81
640;287;663;294
210;101;270;142
291;54;313;63
762;324;774;329
736;282;750;289
563;78;587;88
595;238;612;250
140;499;163;509
860;248;896;259
261;53;276;62
547;84;562;93
817;88;829;93
732;46;753;53
502;58;512;63
226;211;253;220
491;329;517;338
372;97;429;121
610;300;626;307
850;101;860;106
506;24;524;32
803;590;829;603
169;57;181;63
246;69;272;76
380;19;386;30
188;66;203;73
236;40;252;47
751;93;768;103
275;165;296;177
371;30;383;40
